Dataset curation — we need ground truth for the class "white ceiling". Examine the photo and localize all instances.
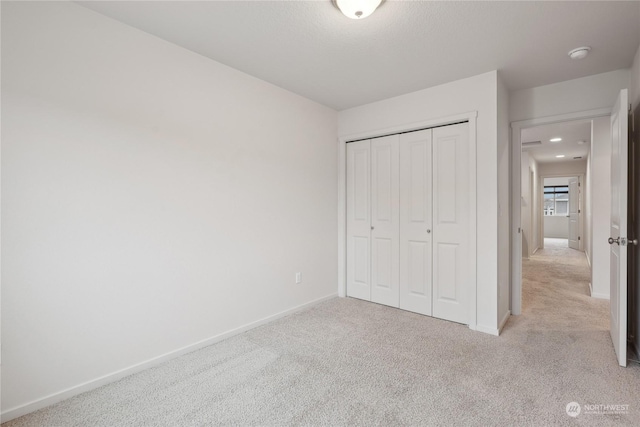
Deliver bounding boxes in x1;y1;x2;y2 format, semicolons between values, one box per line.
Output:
521;119;592;163
77;0;640;110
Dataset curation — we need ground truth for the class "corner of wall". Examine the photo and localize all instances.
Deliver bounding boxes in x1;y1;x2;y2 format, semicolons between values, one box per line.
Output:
497;70;511;324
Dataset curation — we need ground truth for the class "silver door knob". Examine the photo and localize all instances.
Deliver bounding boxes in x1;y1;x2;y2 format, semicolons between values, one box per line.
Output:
426;229;431;234
608;237;620;245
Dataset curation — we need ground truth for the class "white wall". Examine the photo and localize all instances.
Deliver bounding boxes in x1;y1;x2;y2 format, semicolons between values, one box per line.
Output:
544;177;571;186
497;73;510;328
530;158;541;254
544;217;569;239
538;160;587;177
521;152;532;257
339;71;500;333
510;69;630;122
521;153;541;257
590;117;611;299
1;1;338;418
585;150;592;266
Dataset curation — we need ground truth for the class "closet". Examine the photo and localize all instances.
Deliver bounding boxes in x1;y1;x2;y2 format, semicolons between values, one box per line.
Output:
346;122;470;324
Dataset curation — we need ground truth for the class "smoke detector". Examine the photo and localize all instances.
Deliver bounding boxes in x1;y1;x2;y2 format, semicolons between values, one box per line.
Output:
568;47;591;60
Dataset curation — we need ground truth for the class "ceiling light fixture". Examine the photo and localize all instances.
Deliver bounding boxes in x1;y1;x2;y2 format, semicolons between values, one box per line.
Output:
550;137;562;142
332;0;384;19
556;155;565;158
568;46;591;60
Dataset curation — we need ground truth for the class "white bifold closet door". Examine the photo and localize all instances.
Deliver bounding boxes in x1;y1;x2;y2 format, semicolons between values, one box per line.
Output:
431;124;470;324
346;136;400;307
399;129;433;315
346;122;470;324
346;140;371;301
370;136;400;307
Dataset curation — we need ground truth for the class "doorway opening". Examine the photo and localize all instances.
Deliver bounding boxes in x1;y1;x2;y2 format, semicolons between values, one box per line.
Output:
542;176;582;252
519;119;592;309
511;90;632;367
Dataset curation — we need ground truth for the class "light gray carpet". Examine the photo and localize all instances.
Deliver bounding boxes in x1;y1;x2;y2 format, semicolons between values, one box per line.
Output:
5;242;640;426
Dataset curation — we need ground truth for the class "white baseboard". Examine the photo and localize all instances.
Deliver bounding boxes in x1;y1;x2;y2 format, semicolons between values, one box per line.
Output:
532;246;539;255
585;251;591;268
590;291;610;300
498;310;511;334
1;293;338;423
475;324;500;336
589;282;594;296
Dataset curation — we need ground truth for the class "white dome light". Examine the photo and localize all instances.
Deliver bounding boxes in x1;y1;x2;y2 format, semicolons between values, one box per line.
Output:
334;0;383;19
568;47;591;60
556;155;565;158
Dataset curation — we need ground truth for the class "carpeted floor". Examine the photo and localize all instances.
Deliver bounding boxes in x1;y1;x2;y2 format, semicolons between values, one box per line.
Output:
5;240;640;426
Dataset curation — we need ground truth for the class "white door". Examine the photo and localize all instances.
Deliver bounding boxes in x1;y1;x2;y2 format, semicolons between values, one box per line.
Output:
432;123;470;324
371;135;400;307
609;89;629;367
399;129;433;315
346;140;371;301
568;177;580;250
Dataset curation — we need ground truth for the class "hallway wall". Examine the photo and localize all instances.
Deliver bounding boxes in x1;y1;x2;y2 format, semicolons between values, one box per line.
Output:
590;117;611;299
509;69;630;122
585;150;592;267
521;152;540;257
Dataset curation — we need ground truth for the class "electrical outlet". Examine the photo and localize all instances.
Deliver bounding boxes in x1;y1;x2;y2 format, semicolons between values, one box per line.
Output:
295;272;301;284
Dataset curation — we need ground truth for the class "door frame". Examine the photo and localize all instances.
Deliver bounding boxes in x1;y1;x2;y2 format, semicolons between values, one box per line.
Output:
538;174;584;251
338;111;478;330
510;107;611;315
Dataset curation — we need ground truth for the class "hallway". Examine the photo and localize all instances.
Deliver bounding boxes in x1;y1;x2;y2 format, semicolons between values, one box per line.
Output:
520;238;608;330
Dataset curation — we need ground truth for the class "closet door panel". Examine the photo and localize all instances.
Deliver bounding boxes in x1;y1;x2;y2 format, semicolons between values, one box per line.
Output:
371;135;400;307
346;140;371;301
432;123;469;324
399;129;433;315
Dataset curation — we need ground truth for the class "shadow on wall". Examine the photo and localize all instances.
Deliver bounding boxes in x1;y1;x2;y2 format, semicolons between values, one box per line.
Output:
522;231;529;259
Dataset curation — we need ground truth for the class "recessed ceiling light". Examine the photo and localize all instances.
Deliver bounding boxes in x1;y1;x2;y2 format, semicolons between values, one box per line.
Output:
568;46;591;60
550;137;562;142
556;155;565;158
